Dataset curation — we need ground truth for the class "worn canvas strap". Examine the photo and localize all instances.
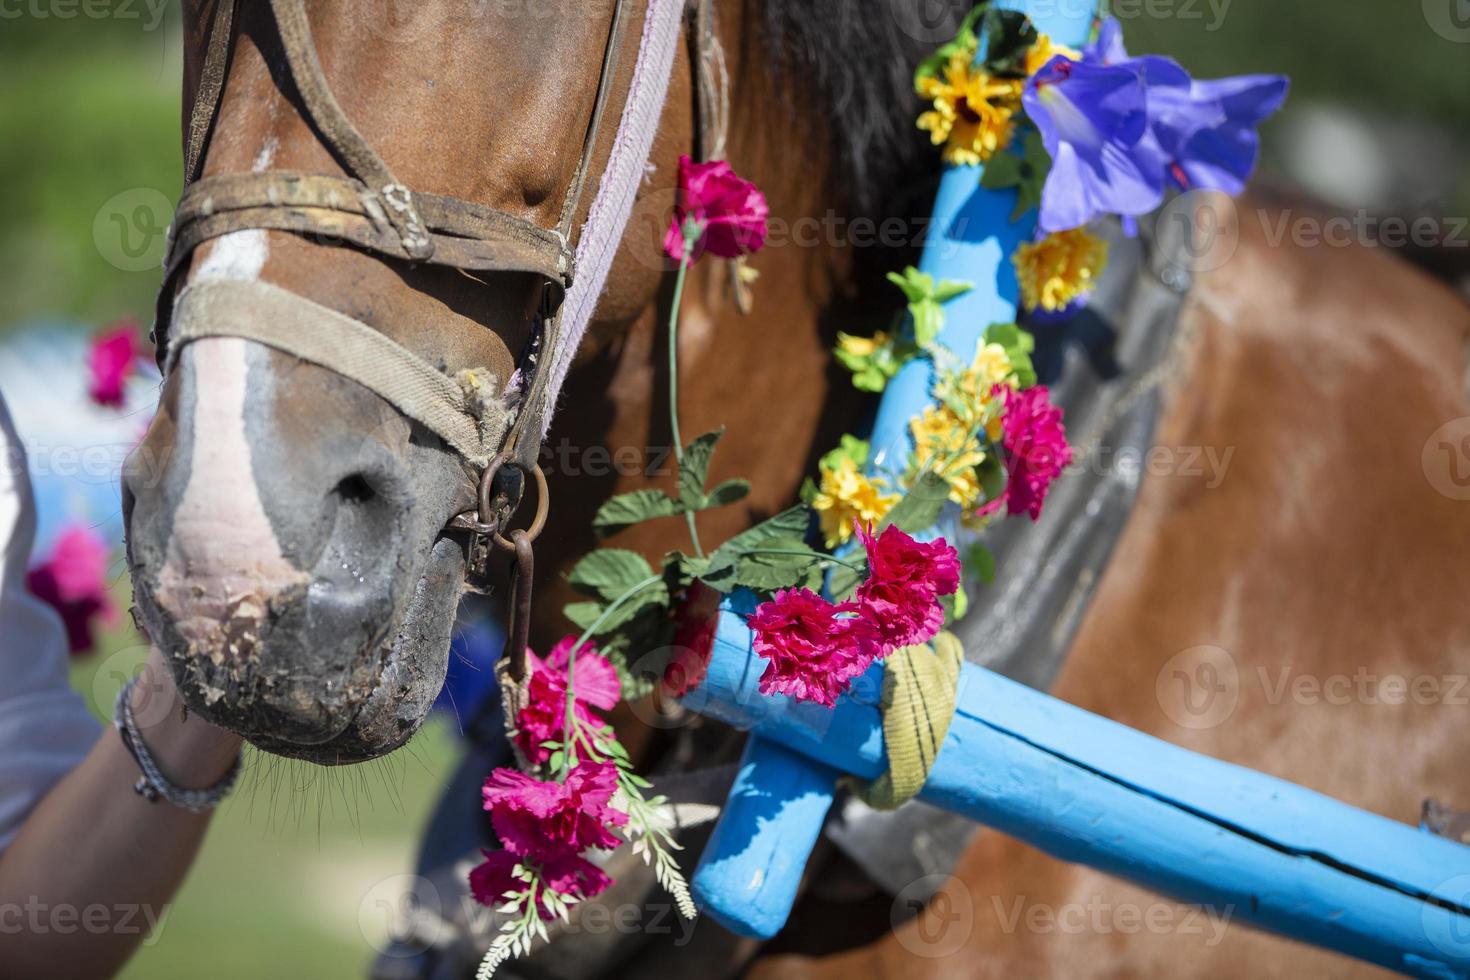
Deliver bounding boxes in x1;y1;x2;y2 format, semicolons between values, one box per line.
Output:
538;0;686;438
171;279;509;466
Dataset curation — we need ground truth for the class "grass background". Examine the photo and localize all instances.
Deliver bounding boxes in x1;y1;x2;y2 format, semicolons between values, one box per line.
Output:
3;1;1466;976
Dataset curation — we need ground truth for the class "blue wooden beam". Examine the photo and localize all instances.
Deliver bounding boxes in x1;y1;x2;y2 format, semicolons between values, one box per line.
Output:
684;594;1470;977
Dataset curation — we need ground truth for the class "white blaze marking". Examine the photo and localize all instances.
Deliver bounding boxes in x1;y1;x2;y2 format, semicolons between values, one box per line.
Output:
160;134;303;653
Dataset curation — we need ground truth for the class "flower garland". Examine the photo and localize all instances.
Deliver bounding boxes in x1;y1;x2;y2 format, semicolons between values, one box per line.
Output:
471;7;1286;974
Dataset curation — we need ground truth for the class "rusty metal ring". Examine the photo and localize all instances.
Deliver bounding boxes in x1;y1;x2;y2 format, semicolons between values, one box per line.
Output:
490;459;548;552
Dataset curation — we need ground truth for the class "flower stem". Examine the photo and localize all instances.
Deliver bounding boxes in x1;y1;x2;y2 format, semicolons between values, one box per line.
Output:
740;547;867;573
669;218;705;559
561;573;664;777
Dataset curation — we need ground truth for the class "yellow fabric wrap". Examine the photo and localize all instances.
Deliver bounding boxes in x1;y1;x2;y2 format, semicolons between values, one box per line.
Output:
852;630;964;810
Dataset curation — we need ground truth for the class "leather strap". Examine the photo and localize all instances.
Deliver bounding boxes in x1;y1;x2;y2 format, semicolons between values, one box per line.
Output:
172;279;511;466
160;0;647;481
267;0;433;259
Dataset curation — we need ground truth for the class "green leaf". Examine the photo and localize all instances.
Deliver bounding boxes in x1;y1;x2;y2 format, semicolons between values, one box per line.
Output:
981;130;1051;222
818;434;870;473
733;535;826;592
702;478;750;510
932;280;975;304
913;3;991;89
885;267;931;304
563;600;604;631
977;453;1008;505
980;7;1039;78
827;561;866;603
678;429;724;510
702;506;812;591
568;549;655;601
983;322;1038;388
661;550;708;590
880;471;951;534
941;580;969;623
967;542;997;585
593;488;682;537
888;267;975;349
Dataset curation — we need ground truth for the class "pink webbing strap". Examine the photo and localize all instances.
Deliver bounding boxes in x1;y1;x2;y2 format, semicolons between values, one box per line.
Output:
539;0;686;437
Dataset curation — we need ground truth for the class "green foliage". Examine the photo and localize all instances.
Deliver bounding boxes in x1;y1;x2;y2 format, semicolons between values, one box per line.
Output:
880;471;952;535
913;4;990;89
678;429;724;510
568;549;656;601
979;130;1051;221
967;542;998;585
593;489;682;537
731;534;827;592
983;322;1038;389
834;332;913;392
980;7;1039;78
700;506;812;593
887;267;974;348
819;434;871;472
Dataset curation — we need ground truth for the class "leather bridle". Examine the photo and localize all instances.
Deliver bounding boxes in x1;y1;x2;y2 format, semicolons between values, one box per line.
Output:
153;0;721;680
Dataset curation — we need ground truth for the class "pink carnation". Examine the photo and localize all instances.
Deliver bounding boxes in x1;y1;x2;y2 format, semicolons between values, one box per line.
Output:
854;523;961;653
748;588;877;707
990;384;1072;521
469;848;613;920
514;636;621;764
26;525;118;655
663;155;769;262
87;320;144;408
480;761;626;863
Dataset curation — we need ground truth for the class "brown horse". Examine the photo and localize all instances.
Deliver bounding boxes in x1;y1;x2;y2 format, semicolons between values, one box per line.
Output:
123;0;1470;976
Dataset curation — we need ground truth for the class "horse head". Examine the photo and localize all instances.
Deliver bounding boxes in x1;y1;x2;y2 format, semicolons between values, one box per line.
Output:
124;0;682;763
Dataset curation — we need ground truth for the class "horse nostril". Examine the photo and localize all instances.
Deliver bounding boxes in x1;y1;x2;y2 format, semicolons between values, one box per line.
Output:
332;473;378;507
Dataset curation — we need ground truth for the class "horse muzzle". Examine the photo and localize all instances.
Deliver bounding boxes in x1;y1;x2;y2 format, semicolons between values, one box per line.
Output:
123;336;464;763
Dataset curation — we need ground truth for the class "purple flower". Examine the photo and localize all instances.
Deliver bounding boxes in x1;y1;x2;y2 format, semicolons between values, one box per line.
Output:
1023;57;1162;233
1084;20;1288;197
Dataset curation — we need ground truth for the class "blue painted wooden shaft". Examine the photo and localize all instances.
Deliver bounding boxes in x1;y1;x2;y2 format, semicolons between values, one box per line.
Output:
689;736;839;938
683;598;1470;977
689;0;1099;942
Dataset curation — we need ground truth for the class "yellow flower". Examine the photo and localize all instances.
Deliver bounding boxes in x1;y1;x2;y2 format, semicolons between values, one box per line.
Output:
910;406;987;509
935;342;1016;438
811;457;899;548
917;50;1022;166
836;330;888;359
1025;34;1081;77
1012;228;1109;314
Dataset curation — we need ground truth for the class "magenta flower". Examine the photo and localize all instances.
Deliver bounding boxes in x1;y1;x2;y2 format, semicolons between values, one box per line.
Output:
514;636;621;764
481;761;626;861
749;588;877;707
469;848;614;920
988;384;1073;521
663;155;769;262
87;320;145;408
853;523;961;653
26;525;118;655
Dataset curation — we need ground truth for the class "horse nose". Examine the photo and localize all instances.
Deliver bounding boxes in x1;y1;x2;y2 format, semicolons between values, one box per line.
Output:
125;339;427;744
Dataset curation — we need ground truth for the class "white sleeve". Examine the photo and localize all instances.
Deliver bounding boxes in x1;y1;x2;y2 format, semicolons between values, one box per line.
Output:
0;391;101;854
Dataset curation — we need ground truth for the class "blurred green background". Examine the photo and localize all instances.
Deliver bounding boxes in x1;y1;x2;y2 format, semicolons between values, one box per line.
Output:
0;1;1465;977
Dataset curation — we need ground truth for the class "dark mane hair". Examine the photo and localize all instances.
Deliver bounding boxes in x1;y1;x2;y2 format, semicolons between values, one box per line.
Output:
758;0;969;215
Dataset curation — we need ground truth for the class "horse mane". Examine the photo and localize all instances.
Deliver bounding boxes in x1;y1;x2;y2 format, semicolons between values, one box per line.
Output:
757;0;968;214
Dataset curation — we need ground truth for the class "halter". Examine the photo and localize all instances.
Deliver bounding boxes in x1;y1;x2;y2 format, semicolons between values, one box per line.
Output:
155;0;704;673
